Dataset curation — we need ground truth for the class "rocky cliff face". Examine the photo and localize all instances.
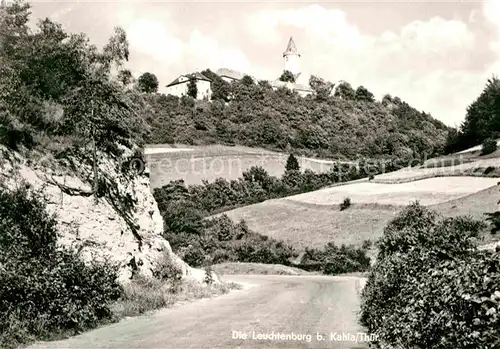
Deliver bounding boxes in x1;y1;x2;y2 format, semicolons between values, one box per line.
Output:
0;146;212;285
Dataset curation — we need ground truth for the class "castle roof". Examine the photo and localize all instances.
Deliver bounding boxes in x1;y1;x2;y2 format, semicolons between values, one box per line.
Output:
283;37;300;57
216;68;258;83
166;72;211;87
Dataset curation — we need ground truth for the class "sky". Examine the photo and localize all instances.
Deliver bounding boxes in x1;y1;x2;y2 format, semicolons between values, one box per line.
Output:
24;0;500;127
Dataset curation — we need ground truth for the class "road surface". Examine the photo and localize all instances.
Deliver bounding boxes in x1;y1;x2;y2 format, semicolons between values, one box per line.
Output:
28;275;371;349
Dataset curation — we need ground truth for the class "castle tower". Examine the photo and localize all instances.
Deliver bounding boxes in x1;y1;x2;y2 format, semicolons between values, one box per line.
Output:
283;36;301;79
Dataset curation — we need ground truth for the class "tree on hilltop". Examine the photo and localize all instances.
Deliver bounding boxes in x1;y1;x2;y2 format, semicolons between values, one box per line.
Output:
201;69;230;102
241;75;255;86
355;85;375;102
334;81;356;100
309;75;334;101
279;70;295;83
137;72;159;93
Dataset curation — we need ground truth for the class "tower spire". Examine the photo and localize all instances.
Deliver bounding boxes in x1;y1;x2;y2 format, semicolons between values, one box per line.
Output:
282;36;301;79
283;36;300;57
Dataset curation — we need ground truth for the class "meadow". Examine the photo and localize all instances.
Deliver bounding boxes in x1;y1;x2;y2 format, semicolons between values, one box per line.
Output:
213;152;500;251
145;144;339;188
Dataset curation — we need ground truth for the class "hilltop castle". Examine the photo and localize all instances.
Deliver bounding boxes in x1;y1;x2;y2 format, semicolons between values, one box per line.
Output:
164;37;314;99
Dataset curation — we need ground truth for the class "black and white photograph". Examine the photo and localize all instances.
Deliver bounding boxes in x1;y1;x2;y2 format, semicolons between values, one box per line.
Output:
1;0;500;348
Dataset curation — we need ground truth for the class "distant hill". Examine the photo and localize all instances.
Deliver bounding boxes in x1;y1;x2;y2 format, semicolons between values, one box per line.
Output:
141;76;450;160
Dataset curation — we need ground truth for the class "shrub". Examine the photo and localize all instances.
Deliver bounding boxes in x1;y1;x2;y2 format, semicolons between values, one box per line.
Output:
0;185;122;348
340;197;351;211
361;239;372;250
360;203;498;349
481;138;497;155
485;212;500;234
204;266;215;285
484;166;496;175
368;174;374;181
300;242;371;275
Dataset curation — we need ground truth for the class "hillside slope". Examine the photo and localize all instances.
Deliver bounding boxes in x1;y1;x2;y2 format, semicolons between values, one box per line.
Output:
142;77;450;160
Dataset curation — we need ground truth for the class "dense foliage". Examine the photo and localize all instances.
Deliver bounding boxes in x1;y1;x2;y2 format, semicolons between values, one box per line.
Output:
0;1;147;155
481;138;497;156
360;203;500;349
445;76;500;154
0;185;122;348
142;68;449;160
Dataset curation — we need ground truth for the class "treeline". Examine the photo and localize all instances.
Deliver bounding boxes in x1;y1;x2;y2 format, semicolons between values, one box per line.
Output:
153;156;373;272
445;76;500;154
141;69;449;160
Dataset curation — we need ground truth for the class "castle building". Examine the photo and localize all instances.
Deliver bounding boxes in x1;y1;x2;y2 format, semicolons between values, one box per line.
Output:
164;36;313;99
165;72;212;100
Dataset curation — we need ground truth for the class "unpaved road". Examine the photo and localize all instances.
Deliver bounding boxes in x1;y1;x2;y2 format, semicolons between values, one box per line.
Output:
28;275;370;349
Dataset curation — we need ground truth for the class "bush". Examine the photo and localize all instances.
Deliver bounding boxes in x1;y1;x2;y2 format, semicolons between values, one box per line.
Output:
204;266;215;285
481;138;497;155
361;239;372;250
300;242;371;275
487;181;500;235
340;197;351;211
360;203;500;349
0;185;122;348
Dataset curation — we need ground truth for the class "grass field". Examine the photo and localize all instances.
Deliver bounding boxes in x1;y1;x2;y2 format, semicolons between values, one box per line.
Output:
144;144;339;188
215;177;500;250
216;199;397;249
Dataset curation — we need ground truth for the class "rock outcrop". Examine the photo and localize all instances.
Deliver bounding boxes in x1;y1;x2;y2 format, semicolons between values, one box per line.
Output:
0;146;215;285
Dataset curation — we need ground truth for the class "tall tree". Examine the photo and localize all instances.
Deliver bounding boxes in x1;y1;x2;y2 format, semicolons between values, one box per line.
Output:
187;76;198;99
137;72;159;93
211;76;230;102
285;153;300;172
